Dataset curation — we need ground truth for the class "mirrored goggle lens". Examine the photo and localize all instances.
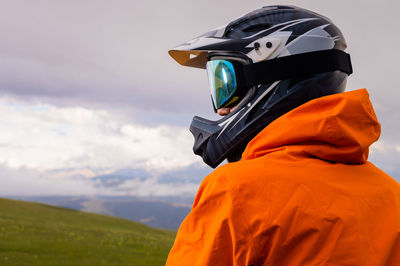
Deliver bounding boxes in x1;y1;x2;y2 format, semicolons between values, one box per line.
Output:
206;60;238;109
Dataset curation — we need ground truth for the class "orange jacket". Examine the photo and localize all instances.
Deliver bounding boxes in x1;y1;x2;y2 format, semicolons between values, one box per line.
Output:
166;89;400;266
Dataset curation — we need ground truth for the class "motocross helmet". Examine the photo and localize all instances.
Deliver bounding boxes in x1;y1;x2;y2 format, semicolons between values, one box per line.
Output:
169;5;353;168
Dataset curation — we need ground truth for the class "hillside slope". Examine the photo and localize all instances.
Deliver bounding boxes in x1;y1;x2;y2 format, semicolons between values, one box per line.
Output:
0;198;175;265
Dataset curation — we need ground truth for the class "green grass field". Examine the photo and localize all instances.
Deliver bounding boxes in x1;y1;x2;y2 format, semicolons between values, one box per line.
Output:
0;197;176;265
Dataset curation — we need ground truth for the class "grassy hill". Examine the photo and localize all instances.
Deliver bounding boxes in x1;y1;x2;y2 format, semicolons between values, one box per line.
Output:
0;197;176;265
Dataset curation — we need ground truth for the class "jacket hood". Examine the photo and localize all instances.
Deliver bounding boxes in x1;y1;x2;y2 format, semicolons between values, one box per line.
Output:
242;89;381;164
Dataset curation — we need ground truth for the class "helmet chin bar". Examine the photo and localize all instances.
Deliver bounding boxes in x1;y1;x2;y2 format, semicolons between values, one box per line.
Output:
190;83;257;167
190;79;277;168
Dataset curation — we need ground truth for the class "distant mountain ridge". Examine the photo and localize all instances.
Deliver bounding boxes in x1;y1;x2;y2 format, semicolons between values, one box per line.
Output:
12;195;193;230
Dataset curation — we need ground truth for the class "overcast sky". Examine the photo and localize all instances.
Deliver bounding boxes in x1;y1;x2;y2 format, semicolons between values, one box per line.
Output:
0;0;399;197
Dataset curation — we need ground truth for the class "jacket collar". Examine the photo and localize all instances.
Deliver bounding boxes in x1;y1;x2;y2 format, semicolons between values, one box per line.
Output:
242;89;381;164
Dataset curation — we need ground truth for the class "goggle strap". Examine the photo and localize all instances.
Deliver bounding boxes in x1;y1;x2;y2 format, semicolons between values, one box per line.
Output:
241;49;353;88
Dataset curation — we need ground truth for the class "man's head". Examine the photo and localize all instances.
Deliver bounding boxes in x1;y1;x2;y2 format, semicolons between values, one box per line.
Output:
169;5;353;168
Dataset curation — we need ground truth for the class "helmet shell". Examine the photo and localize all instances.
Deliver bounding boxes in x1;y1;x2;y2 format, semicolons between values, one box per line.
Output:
169;6;347;68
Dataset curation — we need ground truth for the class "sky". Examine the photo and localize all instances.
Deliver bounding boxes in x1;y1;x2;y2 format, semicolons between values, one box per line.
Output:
0;0;399;197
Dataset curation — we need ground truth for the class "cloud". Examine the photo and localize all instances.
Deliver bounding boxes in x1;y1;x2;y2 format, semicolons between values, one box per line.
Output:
0;164;97;196
103;177;199;197
0;163;205;197
369;140;400;181
0;96;199;173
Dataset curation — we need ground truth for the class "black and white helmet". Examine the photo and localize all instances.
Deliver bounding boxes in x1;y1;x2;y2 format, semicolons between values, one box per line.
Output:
169;5;353;168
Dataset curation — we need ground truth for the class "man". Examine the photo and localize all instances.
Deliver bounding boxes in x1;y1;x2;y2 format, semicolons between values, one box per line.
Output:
166;6;400;265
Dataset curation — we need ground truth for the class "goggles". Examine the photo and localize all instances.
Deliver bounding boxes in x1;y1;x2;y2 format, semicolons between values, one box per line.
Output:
206;59;244;110
205;49;353;111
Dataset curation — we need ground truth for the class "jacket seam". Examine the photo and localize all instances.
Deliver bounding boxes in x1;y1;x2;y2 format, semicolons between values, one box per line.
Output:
221;168;253;264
